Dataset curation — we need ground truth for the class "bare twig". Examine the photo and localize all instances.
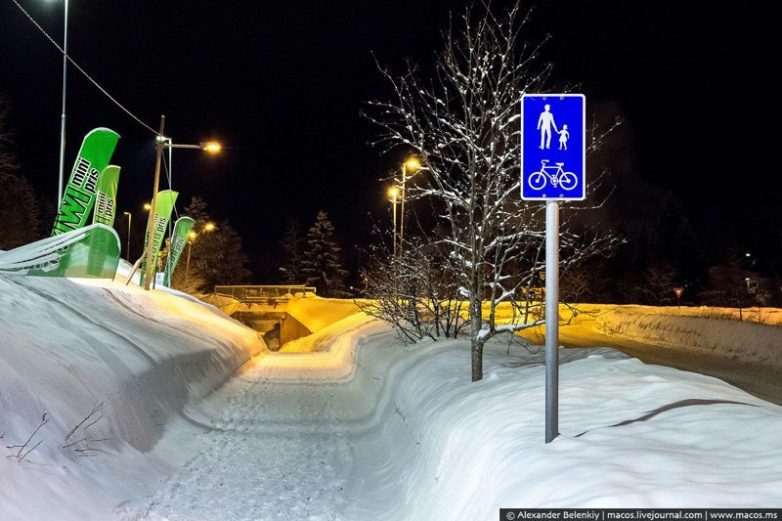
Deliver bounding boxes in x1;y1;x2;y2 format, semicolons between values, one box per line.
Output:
6;412;48;462
64;403;104;443
62;403;112;457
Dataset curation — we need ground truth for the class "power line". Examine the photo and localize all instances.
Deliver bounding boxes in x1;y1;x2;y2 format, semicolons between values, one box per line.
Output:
10;0;158;135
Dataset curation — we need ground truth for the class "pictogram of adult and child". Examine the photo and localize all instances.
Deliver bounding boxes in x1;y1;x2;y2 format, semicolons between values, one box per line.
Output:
536;103;569;150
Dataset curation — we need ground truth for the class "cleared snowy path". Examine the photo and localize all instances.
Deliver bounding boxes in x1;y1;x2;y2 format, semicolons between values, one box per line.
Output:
140;372;348;520
135;317;377;521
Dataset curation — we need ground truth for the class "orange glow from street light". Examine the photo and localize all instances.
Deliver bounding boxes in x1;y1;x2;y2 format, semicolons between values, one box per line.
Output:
404;157;421;170
202;141;222;155
188;231;197;240
204;222;216;232
143;202;152;211
387;186;400;200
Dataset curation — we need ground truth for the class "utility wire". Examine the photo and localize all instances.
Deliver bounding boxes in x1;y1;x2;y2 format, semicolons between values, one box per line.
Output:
11;0;158;135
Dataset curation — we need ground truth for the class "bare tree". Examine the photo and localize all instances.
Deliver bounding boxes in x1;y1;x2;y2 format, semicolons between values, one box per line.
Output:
359;238;466;343
638;262;678;305
367;3;619;380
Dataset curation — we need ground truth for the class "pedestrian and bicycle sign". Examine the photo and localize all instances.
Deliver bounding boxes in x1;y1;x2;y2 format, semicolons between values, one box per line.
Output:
519;93;587;444
521;94;586;200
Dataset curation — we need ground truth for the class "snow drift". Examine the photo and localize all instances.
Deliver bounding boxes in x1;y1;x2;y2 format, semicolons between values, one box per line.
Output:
342;336;782;517
0;275;264;520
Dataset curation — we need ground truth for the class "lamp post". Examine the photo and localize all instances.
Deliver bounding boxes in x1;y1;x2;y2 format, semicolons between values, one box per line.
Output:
122;211;132;260
387;186;400;257
142;114;221;290
399;157;420;256
48;0;69;208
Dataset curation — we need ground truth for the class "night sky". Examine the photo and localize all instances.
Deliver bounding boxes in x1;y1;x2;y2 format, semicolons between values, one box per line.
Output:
0;1;778;278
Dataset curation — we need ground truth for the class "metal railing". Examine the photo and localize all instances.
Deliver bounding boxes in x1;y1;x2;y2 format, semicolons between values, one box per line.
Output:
214;284;316;303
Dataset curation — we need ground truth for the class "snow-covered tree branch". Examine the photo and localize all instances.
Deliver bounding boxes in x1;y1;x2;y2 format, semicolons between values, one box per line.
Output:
366;3;620;381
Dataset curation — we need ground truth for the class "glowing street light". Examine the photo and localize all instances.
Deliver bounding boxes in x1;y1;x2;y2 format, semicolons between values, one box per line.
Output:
143;115;222;290
399;157;420;255
673;287;684;307
387;186;400;257
143;202;152;211
202;141;222;154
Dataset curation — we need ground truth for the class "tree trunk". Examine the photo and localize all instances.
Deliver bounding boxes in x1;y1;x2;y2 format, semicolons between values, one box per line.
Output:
470;295;484;381
471;337;484;382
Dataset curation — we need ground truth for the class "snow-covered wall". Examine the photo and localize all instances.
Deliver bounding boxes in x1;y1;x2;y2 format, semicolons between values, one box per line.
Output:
594;307;782;367
285;297;362;334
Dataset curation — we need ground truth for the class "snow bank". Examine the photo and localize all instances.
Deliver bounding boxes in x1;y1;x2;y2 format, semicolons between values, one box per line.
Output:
199;293;242;315
284;297;362;333
341;333;782;517
593;306;782;367
0;275;264;520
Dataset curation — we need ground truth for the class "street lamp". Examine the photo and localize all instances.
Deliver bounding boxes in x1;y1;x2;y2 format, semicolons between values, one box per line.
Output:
143;202;152;211
399;157;420;255
202;141;222;154
143;115;221;290
673;287;684;308
387;186;400;257
47;0;69;209
122;211;132;260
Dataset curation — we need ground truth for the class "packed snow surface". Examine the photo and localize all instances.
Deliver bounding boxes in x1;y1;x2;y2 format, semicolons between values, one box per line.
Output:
2;280;781;520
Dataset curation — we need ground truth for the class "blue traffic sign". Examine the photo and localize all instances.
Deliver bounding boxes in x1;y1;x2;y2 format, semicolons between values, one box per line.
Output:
521;94;586;201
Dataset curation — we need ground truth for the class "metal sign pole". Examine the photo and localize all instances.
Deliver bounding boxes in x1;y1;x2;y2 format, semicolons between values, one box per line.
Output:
545;199;560;444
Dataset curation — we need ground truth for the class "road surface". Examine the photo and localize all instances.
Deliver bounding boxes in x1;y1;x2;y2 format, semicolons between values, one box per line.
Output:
523;315;782;406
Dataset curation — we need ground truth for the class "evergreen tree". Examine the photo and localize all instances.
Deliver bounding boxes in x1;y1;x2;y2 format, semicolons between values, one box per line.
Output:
191;220;251;290
278;221;304;283
168;196;251;293
301;211;347;297
0;95;40;249
183;196;210;225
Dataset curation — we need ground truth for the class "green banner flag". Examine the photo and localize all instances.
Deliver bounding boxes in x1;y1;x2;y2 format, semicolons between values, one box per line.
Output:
52;128;120;236
163;216;195;287
140;190;178;282
0;224;121;279
92;165;121;227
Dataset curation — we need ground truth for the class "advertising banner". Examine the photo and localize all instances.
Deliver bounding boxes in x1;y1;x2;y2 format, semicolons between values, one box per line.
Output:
52;128;120;235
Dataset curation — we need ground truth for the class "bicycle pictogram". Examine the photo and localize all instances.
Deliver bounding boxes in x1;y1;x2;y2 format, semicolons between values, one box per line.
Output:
527;160;578;191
